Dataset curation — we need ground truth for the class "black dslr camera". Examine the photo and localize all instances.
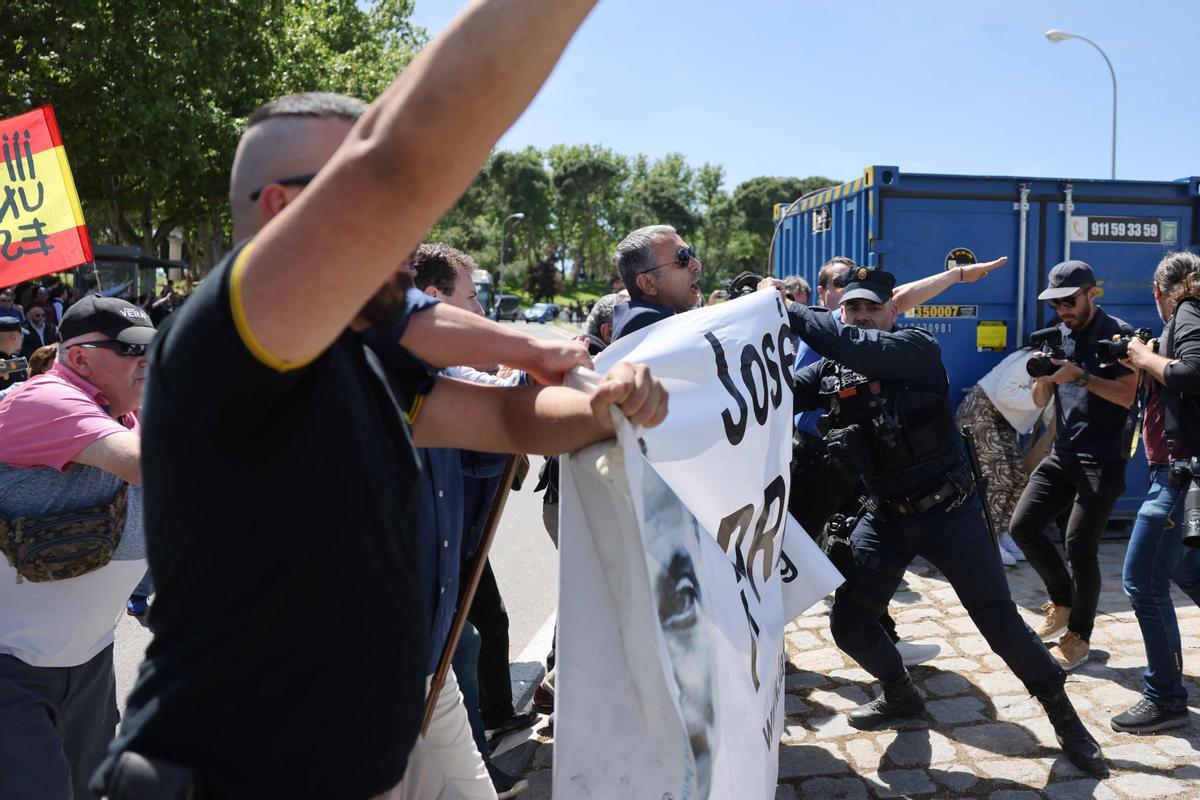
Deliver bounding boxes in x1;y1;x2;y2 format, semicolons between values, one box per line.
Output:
1169;458;1200;549
726;271;764;300
1096;327;1154;365
1025;327;1068;377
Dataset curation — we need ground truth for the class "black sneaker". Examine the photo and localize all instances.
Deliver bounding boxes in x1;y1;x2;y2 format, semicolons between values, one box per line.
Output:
847;673;925;730
1111;697;1189;734
484;709;538;743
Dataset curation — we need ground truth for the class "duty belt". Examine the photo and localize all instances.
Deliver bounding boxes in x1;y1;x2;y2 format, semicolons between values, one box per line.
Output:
878;466;973;518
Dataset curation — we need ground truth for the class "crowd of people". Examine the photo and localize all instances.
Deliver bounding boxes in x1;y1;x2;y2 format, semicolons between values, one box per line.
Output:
0;0;1197;798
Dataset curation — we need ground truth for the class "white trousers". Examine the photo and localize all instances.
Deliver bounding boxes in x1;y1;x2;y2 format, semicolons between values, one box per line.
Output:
385;670;496;800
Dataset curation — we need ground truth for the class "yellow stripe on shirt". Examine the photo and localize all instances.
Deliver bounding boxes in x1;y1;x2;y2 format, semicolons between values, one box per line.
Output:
228;240;319;373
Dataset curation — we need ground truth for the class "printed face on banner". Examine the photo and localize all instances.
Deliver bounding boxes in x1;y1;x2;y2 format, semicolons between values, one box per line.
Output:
642;463;718;799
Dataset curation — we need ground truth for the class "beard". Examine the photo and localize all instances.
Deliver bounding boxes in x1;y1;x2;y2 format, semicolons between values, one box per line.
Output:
357;271;415;328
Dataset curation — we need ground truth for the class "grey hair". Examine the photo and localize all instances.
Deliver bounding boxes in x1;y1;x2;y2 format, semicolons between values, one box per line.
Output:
615;225;677;301
783;275;811;297
247;92;368;128
585;294;622;341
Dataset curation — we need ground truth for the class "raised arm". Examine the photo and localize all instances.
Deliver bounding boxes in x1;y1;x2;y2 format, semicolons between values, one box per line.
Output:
892;256;1007;314
786;305;941;379
238;0;597;364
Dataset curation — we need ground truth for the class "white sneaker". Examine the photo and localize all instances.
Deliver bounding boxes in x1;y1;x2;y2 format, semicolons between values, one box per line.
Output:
895;639;941;666
999;532;1026;561
999;546;1017;567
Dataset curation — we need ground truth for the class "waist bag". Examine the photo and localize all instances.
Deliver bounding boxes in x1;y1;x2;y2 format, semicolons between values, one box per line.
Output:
0;484;128;583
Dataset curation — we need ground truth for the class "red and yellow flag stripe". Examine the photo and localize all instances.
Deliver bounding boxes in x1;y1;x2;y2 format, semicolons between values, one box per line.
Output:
0;105;93;287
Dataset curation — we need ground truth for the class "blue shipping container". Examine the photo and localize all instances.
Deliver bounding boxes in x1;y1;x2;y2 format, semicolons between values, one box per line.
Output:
772;165;1200;519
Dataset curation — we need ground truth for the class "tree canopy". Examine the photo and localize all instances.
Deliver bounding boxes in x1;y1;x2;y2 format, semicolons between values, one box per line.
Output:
0;0;426;272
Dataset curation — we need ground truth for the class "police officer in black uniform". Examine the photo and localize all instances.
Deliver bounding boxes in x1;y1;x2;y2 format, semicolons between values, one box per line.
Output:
778;266;1106;776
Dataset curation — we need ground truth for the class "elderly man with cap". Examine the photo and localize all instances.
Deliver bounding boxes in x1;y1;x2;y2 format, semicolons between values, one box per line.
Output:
0;315;28;390
778;266;1107;776
0;295;154;799
1009;260;1137;671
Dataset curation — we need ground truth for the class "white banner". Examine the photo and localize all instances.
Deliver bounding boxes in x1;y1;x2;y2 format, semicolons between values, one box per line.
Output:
555;291;843;800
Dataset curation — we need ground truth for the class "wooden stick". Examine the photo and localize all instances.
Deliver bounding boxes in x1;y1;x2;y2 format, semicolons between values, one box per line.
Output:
421;454;521;734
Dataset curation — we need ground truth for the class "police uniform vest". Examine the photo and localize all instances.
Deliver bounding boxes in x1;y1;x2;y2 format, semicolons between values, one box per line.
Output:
816;355;963;501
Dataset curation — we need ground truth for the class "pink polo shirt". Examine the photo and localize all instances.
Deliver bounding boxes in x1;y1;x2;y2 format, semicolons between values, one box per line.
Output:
0;362;138;470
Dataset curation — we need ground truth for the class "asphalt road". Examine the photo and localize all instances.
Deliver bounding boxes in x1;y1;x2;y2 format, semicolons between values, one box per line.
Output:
115;319;580;712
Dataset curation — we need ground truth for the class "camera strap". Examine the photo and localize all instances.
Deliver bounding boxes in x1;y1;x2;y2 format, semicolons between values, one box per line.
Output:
1163;307;1184;461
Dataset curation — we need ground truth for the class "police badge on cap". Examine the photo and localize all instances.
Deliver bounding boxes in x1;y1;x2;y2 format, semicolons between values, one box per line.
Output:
840;267;897;305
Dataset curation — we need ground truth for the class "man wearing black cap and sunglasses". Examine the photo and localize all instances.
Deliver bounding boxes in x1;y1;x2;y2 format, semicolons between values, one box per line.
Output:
1009;260;1136;673
0;296;154;799
773;266;1107;776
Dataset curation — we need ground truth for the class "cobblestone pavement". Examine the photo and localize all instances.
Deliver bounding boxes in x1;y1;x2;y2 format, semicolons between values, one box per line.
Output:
495;540;1200;799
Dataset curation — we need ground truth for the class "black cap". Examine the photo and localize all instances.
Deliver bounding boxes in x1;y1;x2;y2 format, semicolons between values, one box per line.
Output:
839;266;896;305
1039;260;1096;300
59;296;156;345
0;316;27;334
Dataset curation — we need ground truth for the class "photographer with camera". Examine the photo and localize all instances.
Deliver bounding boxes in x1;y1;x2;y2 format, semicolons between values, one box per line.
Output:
1107;251;1200;733
1009;260;1137;672
777;265;1105;774
0;317;29;391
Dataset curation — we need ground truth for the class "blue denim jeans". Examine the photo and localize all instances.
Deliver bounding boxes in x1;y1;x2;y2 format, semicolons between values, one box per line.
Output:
1122;465;1200;711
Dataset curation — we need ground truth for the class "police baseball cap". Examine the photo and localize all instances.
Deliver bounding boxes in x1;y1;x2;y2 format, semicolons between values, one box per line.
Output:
839;266;896;305
60;296;156;345
1038;260;1096;300
0;316;27;334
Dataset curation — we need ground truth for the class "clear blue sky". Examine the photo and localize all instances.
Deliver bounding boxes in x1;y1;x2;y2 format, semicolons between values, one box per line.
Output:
410;0;1198;191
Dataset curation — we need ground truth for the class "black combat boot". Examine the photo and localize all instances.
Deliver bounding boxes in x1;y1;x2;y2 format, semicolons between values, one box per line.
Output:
1038;689;1108;777
847;672;924;730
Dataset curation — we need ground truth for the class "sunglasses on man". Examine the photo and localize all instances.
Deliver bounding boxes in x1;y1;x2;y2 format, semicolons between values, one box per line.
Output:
651;245;698;271
1049;290;1087;310
70;341;148;357
248;173;318;202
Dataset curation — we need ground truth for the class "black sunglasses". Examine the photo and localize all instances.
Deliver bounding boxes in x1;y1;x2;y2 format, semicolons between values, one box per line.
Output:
248;173;317;202
71;340;147;357
1049;290;1085;310
651;246;697;271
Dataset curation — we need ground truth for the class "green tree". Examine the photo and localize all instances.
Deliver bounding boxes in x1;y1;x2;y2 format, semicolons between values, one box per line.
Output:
0;0;425;274
623;152;698;236
547;144;626;284
728;175;838;273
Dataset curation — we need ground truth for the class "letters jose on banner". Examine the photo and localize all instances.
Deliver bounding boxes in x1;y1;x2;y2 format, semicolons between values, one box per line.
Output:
555;290;843;800
0;106;93;286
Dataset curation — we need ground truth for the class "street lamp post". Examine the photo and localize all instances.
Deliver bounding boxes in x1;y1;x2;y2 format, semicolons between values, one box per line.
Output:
497;212;526;304
1045;28;1117;179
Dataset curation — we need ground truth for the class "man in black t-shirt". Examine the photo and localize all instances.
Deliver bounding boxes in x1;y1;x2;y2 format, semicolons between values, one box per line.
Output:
1010;260;1137;674
96;3;668;799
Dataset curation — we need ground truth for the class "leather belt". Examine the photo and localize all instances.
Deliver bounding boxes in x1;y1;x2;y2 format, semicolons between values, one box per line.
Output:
879;467;974;518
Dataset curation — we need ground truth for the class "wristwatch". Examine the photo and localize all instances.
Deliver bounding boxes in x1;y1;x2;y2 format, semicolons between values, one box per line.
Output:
1073;370;1090;388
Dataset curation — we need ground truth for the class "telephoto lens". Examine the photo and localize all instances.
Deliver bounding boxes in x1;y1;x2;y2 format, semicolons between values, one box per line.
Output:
1183;463;1200;549
1026;355;1059;378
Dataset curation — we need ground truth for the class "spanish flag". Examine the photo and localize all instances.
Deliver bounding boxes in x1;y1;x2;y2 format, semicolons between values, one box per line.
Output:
0;106;93;287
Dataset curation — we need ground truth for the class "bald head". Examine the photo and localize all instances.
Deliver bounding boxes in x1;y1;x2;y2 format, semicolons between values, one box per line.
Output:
229;92;367;242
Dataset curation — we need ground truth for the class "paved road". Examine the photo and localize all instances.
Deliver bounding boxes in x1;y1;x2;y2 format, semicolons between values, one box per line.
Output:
115;318;582;712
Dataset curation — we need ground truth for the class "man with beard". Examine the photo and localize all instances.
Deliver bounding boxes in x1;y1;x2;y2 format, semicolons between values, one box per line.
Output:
1009;260;1136;671
776;267;1107;776
96;2;668;798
